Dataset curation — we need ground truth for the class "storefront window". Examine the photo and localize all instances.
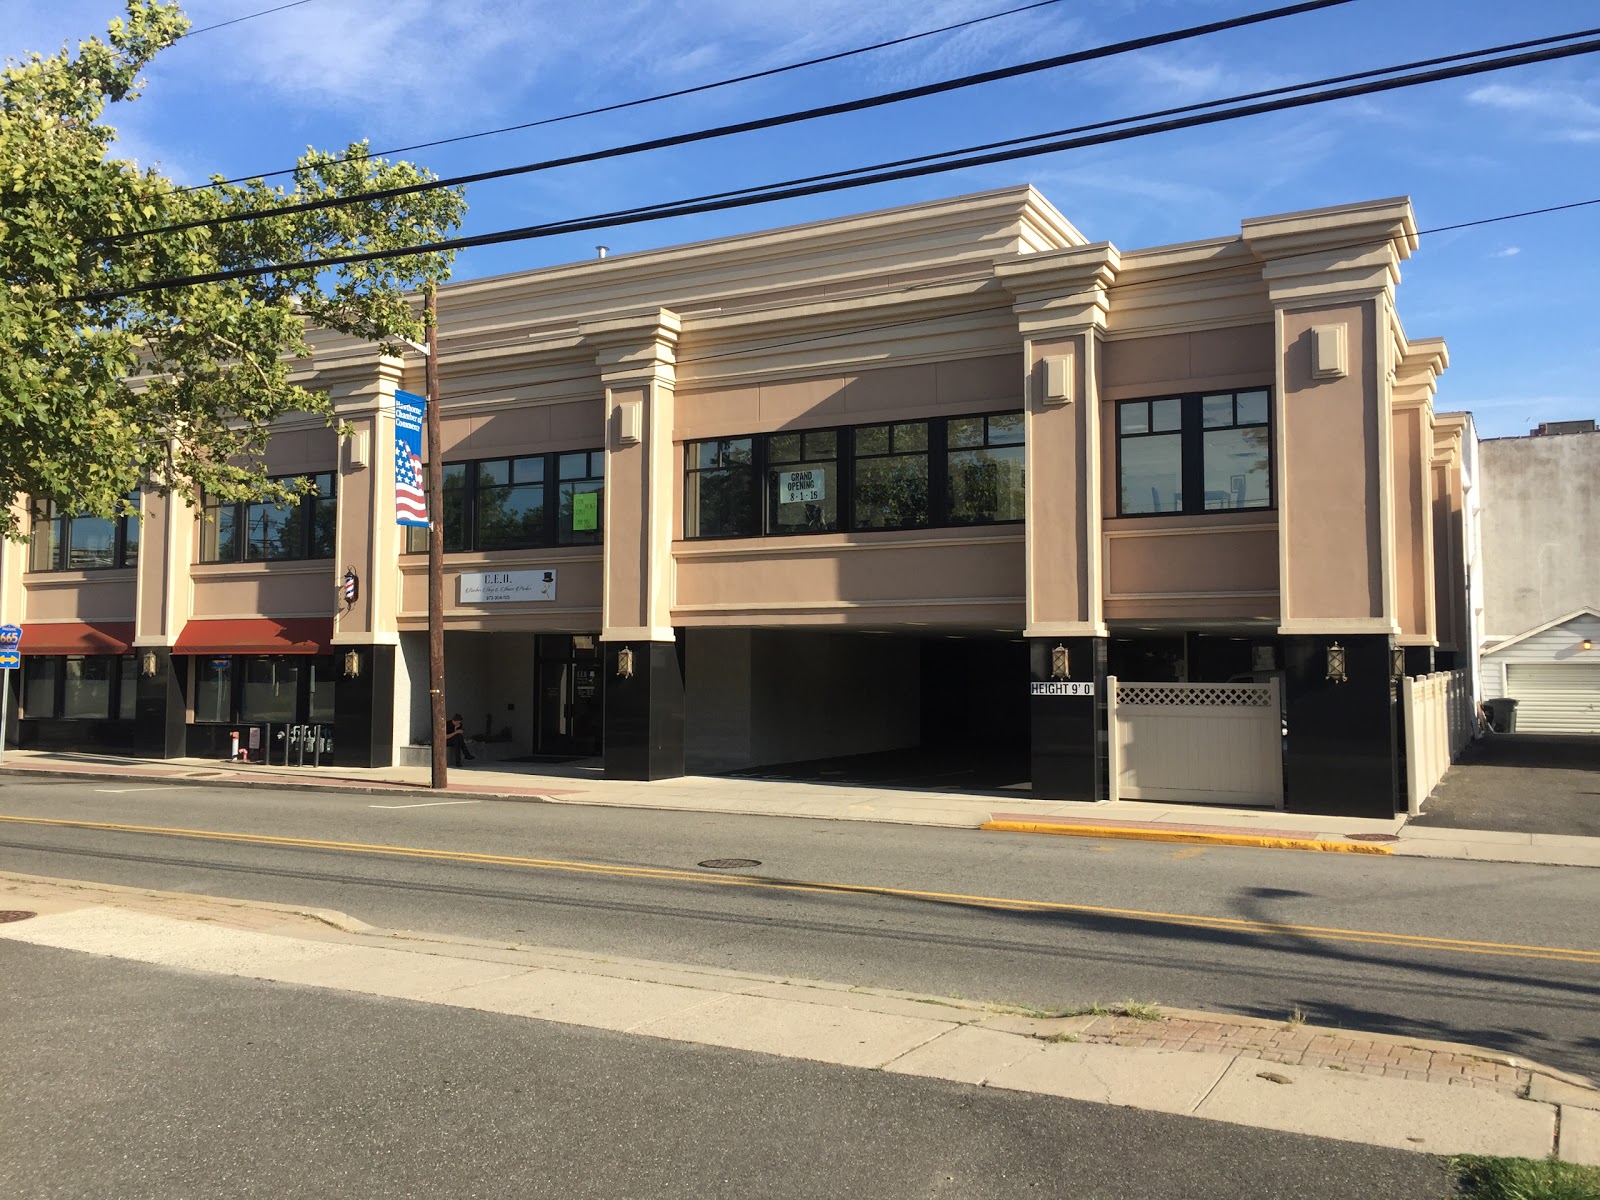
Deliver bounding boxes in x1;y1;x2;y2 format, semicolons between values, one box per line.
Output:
684;438;758;537
767;431;838;534
946;414;1025;525
62;656;114;719
557;451;605;546
241;657;300;722
308;657;338;722
23;658;60;718
194;657;234;723
119;655;138;720
852;422;929;531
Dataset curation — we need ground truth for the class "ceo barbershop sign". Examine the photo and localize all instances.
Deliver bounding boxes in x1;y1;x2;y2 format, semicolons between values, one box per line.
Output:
458;570;557;604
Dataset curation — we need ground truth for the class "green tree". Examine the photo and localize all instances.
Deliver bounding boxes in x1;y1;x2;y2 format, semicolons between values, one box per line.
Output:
0;0;467;538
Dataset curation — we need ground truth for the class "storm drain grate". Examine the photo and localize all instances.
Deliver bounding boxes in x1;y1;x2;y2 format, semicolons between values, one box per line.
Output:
1344;833;1401;843
698;859;762;870
0;911;38;923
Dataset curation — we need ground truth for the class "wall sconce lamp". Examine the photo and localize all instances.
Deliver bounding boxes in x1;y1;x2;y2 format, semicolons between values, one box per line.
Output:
1325;641;1348;684
342;648;362;679
140;650;159;678
1584;639;1594;652
616;646;635;679
1391;647;1406;680
1050;644;1070;680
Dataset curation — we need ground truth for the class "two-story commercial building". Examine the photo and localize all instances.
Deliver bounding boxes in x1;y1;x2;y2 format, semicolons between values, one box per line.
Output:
2;184;1475;816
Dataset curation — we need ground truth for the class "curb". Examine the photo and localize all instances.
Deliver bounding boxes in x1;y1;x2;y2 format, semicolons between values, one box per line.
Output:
0;763;560;806
0;868;374;935
980;819;1393;855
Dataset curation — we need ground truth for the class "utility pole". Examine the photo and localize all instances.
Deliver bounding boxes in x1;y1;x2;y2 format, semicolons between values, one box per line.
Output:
424;284;447;789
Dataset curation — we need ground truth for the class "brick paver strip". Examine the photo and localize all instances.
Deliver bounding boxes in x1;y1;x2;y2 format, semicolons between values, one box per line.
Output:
1065;1013;1534;1098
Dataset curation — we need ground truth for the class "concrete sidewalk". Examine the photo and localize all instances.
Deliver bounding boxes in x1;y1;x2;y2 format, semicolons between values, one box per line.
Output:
5;748;1600;867
2;870;1596;1165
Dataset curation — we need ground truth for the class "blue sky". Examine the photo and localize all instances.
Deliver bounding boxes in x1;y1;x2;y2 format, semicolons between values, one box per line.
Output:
7;0;1599;438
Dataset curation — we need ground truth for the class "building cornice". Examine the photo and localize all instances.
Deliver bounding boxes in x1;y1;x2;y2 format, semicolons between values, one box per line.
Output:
1241;197;1418;308
995;242;1120;335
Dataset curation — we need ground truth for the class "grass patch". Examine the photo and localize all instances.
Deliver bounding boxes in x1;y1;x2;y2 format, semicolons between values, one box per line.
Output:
1452;1154;1600;1200
1040;1032;1079;1044
1063;999;1166;1022
1286;1006;1308;1028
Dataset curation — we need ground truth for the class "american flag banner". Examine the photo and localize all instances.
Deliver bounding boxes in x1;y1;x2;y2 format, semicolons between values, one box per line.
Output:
394;389;429;527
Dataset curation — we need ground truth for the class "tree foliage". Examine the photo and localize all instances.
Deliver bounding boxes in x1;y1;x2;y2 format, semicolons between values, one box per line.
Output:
0;0;467;537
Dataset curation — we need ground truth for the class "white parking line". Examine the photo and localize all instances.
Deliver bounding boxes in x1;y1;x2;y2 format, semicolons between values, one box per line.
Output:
367;801;482;809
93;786;186;794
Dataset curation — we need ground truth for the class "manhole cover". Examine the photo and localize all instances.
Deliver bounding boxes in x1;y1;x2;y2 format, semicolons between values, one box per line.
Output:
0;911;37;923
1345;833;1401;843
698;858;761;870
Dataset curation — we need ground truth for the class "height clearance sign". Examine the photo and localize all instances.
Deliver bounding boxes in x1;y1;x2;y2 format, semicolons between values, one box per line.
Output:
394;390;429;527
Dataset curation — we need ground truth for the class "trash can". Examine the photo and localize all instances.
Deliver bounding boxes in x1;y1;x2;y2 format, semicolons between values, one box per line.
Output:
1483;697;1519;733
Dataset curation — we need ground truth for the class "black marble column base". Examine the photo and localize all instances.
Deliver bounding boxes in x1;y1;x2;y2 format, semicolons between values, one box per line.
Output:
1282;634;1400;818
133;648;187;759
604;639;685;781
333;645;397;768
1028;636;1108;803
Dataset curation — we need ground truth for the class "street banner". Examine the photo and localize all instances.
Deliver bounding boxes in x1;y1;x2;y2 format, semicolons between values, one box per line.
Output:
394;389;429;527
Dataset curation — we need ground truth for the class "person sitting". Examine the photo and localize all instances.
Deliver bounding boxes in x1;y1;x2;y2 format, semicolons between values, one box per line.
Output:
445;713;474;766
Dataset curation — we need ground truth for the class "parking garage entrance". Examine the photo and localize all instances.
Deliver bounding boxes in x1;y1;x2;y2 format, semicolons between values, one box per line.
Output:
684;629;1028;792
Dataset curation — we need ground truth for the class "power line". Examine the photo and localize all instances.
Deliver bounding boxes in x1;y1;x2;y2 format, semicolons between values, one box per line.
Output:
504;27;1600;252
183;0;320;39
76;29;1600;303
188;0;1070;191
112;0;1355;243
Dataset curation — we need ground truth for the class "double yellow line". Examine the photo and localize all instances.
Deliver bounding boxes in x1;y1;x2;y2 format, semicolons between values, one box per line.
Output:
4;813;1599;966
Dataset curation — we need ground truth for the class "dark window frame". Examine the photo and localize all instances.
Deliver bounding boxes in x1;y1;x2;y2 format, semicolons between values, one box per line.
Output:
682;410;1025;541
199;473;337;564
405;448;606;554
1114;389;1274;518
28;495;141;572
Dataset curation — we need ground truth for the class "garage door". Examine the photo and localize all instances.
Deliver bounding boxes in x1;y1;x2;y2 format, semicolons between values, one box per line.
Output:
1505;663;1600;733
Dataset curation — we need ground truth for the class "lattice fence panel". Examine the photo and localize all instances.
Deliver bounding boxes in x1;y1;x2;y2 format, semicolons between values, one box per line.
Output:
1116;683;1274;708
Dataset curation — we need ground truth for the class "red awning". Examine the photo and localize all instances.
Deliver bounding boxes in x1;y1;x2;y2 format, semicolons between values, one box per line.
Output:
174;618;333;656
20;621;136;655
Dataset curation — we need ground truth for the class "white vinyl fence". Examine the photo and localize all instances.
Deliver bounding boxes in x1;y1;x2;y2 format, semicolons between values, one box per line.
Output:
1400;668;1475;815
1108;676;1284;809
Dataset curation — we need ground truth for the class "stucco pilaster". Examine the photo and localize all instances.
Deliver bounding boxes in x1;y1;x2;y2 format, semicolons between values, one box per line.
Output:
583;308;681;644
1244;200;1420;637
321;354;405;646
996;243;1119;638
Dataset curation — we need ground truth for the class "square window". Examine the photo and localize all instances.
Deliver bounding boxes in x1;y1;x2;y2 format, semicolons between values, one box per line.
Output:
947;417;985;448
988;413;1025;445
855;425;890;455
1151;398;1182;432
1202;394;1234;428
1236;390;1270;425
1119;404;1148;435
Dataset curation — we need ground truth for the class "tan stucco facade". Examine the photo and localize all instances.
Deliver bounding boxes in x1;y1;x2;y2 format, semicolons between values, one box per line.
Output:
3;185;1471;783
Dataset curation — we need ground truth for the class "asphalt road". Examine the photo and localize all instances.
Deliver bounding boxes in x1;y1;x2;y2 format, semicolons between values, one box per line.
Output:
0;940;1457;1200
2;776;1598;1081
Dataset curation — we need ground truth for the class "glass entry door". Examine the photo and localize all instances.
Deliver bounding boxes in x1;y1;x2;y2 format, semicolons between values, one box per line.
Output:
536;635;603;756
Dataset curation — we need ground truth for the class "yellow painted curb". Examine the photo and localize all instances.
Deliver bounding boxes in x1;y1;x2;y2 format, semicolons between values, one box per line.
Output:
980;820;1392;855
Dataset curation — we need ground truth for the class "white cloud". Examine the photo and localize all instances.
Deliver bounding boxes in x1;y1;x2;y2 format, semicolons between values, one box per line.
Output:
1491;246;1521;258
1467;82;1600;145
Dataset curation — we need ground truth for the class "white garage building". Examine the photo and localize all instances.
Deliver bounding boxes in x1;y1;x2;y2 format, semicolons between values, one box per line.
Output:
1480;609;1600;733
